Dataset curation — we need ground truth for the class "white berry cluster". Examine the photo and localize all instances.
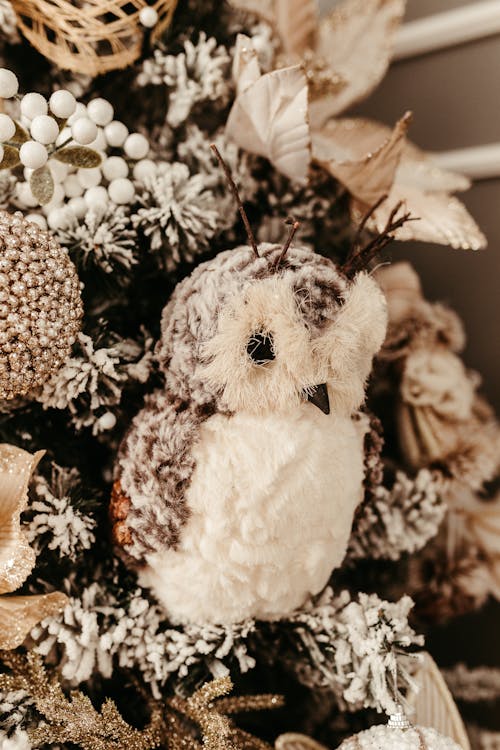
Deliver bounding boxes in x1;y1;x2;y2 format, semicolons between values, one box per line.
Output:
0;67;152;230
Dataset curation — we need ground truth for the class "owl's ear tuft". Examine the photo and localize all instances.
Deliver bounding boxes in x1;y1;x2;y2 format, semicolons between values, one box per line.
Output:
323;272;387;414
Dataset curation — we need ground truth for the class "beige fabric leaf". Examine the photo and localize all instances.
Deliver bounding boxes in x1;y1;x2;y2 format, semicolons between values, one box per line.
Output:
227;0;274;23
312;113;410;205
352;185;486;250
407;652;471;750
310;0;406;125
233;34;261;95
0;444;44;595
0;443;68;649
0;593;67;650
398;140;470;193
226;63;311;183
275;0;318;58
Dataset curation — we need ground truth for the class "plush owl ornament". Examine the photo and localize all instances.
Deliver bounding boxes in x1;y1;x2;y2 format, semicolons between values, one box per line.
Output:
110;149;405;625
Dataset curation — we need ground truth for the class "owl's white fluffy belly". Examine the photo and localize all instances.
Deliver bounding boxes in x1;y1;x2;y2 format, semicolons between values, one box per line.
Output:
139;406;366;624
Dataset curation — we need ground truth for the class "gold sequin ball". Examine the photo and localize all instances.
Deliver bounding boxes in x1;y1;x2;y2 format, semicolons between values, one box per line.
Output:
0;210;82;400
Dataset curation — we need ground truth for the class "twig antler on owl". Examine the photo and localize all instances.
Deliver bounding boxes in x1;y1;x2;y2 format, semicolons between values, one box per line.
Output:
342;197;415;278
210;144;300;266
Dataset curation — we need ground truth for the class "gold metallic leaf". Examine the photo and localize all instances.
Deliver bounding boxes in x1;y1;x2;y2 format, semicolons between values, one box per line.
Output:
227;60;311;184
310;0;406;125
0;444;43;595
312;113;411;205
0;593;67;650
0;144;21;170
54;146;102;168
352;185;486;250
30;165;55;205
0;444;68;650
10;120;29;145
407;652;471;750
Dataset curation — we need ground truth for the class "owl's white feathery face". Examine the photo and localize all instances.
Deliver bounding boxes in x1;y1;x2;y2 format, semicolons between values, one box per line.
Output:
157;243;388;416
200;270;387;416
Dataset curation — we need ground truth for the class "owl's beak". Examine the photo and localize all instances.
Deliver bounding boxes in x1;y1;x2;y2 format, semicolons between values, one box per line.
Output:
305;383;330;415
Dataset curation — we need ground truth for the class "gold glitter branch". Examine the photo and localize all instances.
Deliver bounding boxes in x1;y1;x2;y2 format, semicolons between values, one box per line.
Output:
0;650;283;750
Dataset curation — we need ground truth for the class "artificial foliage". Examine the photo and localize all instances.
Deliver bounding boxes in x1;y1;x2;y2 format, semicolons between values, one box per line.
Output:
0;0;499;749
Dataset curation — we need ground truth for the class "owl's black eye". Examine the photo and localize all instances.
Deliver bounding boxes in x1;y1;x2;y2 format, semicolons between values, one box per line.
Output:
247;332;275;364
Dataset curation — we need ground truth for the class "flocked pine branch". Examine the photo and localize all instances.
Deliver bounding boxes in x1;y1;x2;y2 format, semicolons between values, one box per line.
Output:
137;33;231;128
32;584;422;713
347;469;446;562
443;664;500;703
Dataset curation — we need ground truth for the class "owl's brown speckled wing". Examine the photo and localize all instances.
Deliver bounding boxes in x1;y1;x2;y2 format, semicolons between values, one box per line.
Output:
111;389;215;563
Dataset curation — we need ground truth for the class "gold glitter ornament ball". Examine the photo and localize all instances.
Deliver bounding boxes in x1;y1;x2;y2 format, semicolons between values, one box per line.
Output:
0;210;82;400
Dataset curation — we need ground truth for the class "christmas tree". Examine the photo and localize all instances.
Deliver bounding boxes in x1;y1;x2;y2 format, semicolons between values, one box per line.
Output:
0;1;499;749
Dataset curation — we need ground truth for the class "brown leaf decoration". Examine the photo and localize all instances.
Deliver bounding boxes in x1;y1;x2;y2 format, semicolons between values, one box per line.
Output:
312;113;411;205
396;139;470;193
274;0;318;58
0;444;43;595
54;146;102;168
10;120;29;145
310;0;406;125
407;652;471;750
0;443;67;650
352;185;486;250
0;144;21;169
30;165;55;205
227;55;311;183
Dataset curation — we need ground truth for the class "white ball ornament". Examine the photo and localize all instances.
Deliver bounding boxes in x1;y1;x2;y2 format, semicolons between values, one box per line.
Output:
0;113;16;142
49;90;77;119
77;167;102;189
16;182;38;208
87;98;114;127
49;160;70;183
133;159;157;181
139;6;159;27
104;120;128;147
108;177;135;205
67;102;87;125
98;411;117;431
0;68;19;98
71;117;98;145
63;174;84;198
87;128;107;151
44;183;65;211
102;156;128;181
56;126;73;147
30;114;59;145
47;207;71;230
25;213;48;230
68;196;88;219
336;710;464;750
20;92;48;119
85;185;108;208
124;132;149;160
19;141;48;169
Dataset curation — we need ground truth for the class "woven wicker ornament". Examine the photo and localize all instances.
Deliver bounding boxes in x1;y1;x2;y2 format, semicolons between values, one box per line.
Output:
10;0;178;77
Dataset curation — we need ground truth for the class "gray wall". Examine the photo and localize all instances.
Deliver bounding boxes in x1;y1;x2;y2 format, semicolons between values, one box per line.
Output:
321;0;500;410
